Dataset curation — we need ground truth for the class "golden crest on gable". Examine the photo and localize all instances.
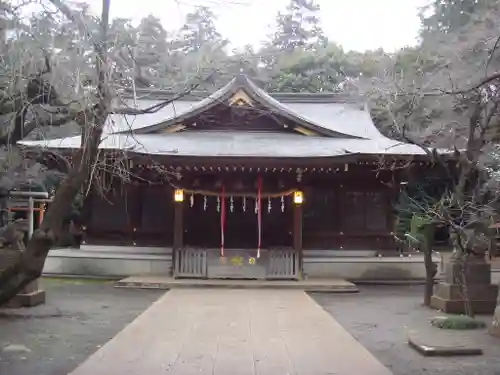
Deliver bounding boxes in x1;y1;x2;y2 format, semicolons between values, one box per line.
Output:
228;89;254;107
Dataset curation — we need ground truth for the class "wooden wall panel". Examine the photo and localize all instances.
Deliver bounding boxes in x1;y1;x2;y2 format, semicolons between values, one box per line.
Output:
303;183;395;251
136;185;174;246
86;184;134;245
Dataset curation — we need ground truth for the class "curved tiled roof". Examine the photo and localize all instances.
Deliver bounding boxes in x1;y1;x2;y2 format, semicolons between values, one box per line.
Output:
104;99;378;140
116;75;365;139
18;131;432;158
18;75;440;158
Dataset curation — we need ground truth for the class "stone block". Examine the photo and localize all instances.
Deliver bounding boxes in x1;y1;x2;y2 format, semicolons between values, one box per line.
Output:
4;289;46;308
433;284;498;301
407;329;483;356
430;295;497;314
3;280;46;309
443;258;492;284
431;257;498;315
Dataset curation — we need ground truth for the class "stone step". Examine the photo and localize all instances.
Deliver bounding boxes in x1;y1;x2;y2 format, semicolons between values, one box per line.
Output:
115;276;359;293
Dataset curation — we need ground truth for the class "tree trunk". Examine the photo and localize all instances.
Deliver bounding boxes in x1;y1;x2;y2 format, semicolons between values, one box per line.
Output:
0;0;111;307
0;126;103;306
423;240;435;306
459;253;475;318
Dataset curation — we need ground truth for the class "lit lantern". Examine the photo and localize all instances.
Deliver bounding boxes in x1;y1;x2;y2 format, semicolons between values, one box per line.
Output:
174;189;184;202
293;191;304;205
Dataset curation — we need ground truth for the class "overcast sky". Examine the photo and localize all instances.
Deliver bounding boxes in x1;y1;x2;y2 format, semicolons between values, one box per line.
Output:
81;0;429;52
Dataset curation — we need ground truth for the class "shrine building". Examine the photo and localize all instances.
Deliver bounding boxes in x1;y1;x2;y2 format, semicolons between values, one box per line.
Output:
20;74;439;280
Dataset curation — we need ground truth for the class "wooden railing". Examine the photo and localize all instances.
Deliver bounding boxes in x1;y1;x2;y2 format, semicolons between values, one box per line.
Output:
267;249;299;279
174;248;207;278
174;247;299;280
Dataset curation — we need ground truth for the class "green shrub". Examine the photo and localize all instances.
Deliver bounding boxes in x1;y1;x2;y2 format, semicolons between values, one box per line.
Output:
430;316;486;330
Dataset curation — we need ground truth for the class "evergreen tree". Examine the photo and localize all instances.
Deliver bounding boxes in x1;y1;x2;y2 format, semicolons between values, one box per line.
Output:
108;18;137;88
167;6;228;91
133;15;169;87
270;0;327;52
173;6;227;54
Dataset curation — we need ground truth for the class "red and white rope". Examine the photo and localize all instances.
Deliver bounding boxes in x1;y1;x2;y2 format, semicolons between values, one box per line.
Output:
257;176;262;259
220;185;226;258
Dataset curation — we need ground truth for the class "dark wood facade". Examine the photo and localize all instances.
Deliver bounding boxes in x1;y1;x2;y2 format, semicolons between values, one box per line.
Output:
82;163;405;253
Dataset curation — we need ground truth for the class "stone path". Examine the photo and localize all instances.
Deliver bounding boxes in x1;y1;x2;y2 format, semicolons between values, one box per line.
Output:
69;289;392;375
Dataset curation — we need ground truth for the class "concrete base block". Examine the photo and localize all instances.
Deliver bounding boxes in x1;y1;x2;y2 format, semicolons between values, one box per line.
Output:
3;280;46;308
430;294;497;314
4;289;46;308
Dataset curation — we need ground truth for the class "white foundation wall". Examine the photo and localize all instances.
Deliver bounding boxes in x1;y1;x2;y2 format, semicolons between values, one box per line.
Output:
43;246;172;277
43;245;440;281
302;250;441;281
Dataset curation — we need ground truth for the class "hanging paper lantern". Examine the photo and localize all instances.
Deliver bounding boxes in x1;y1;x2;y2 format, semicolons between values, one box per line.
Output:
203;196;207;211
190;194;194;208
242;196;247;212
230;196;234;213
268;197;272;213
254;198;258;214
217;196;221;212
281;196;285;212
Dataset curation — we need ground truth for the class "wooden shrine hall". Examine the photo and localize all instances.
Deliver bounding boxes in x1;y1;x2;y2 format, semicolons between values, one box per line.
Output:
20;74;437;280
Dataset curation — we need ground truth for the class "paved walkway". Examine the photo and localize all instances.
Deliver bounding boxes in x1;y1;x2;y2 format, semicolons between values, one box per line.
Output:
69;289;392;375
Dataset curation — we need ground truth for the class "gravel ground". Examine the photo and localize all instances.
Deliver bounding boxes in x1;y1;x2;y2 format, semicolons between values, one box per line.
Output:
0;278;164;375
312;285;500;375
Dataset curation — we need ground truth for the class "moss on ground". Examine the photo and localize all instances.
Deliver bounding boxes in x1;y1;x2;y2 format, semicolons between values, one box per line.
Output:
430;315;486;330
42;277;115;285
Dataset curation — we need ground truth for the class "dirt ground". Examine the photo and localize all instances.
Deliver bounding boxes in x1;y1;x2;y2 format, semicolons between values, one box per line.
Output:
313;285;500;375
0;278;163;375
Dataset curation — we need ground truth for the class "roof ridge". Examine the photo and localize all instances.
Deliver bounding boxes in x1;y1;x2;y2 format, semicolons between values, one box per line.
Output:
118;87;363;104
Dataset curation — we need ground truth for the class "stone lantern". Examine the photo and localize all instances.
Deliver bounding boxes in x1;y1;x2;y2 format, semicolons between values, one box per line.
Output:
431;224;499;314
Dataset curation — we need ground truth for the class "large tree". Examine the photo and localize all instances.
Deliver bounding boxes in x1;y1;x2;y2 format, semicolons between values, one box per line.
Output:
0;0;213;306
0;0;112;306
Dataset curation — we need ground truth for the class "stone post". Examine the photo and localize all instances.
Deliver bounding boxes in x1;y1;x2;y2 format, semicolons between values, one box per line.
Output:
431;254;498;314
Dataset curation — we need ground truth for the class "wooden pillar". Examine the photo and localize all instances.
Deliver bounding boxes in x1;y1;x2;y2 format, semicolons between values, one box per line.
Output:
129;183;142;246
293;202;303;274
172;197;184;276
173;202;184;250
